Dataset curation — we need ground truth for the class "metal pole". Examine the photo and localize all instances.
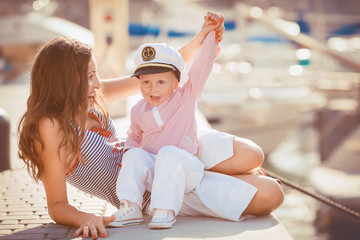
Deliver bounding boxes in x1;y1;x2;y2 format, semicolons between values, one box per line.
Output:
0;108;10;172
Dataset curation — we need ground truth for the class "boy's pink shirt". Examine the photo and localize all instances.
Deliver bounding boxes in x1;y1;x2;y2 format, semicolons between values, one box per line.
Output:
125;31;218;155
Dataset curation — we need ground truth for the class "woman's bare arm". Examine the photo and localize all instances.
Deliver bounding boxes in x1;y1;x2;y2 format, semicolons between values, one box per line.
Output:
101;76;139;103
37;117;114;239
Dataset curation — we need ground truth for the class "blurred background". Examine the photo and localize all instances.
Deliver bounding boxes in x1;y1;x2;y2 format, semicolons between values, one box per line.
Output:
0;0;359;239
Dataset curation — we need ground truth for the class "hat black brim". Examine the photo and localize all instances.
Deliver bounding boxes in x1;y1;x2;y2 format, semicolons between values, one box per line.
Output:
132;65;181;81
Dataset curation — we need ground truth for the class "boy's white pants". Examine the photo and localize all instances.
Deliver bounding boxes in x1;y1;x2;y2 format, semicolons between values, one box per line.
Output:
116;145;205;216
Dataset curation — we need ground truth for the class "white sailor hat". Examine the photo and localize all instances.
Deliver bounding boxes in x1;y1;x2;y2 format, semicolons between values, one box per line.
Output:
132;43;186;81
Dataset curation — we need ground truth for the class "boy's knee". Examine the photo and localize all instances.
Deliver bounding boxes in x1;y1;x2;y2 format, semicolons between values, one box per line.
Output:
156;146;190;170
158;145;179;155
157;146;182;162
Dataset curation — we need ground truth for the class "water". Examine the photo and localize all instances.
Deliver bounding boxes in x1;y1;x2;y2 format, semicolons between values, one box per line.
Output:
265;111;359;240
262;111;324;240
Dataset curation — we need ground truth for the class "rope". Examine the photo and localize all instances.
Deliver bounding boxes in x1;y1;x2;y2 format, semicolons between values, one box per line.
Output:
263;168;360;221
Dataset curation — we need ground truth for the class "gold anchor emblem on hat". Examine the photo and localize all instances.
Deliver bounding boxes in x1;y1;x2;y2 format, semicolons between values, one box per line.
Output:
142;46;156;61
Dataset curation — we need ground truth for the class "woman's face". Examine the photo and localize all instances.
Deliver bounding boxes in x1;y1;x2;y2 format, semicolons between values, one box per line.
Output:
87;56;100;107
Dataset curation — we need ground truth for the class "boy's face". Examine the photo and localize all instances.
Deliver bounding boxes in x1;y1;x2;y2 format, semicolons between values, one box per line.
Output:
139;71;179;107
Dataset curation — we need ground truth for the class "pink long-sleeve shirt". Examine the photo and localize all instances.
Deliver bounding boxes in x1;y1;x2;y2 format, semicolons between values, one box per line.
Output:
125;31;218;155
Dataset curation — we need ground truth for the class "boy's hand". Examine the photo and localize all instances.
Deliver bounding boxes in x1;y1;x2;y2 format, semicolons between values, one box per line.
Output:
196;11;224;45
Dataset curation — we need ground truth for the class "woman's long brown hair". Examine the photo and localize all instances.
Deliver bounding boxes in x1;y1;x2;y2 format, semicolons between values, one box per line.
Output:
18;38;109;182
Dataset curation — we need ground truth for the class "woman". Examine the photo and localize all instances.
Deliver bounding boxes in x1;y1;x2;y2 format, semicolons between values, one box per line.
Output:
18;12;283;239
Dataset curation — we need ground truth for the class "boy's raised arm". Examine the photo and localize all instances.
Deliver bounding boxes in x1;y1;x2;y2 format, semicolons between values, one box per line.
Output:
101;11;224;103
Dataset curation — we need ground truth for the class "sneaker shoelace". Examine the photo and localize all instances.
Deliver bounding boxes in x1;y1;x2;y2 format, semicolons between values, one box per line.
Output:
116;202;134;217
153;209;172;219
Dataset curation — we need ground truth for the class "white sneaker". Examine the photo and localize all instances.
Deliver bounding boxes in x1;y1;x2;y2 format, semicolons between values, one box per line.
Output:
108;200;144;227
148;209;176;229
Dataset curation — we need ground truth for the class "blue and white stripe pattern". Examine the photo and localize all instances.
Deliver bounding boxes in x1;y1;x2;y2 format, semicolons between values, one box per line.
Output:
66;109;131;208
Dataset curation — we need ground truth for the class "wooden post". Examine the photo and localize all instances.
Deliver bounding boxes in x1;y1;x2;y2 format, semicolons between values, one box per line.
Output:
89;0;129;117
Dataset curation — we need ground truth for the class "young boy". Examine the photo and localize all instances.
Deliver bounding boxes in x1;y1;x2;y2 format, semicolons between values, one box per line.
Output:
109;14;221;229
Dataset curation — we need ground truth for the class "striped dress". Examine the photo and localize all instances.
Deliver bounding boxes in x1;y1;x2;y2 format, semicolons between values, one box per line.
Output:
65;109;151;209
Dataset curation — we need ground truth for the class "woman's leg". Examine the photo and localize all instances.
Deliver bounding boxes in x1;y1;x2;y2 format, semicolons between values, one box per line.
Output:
205;137;284;216
195;129;283;218
197;129;264;175
179;171;284;220
208;137;264;175
234;174;284;216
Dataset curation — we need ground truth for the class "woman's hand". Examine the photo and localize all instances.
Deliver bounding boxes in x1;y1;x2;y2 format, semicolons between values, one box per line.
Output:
196;11;225;45
179;11;225;64
74;215;116;239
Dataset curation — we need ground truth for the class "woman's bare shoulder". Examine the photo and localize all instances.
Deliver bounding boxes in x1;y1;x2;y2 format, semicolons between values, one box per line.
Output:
38;116;63;141
36;116;66;165
38;116;60;129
